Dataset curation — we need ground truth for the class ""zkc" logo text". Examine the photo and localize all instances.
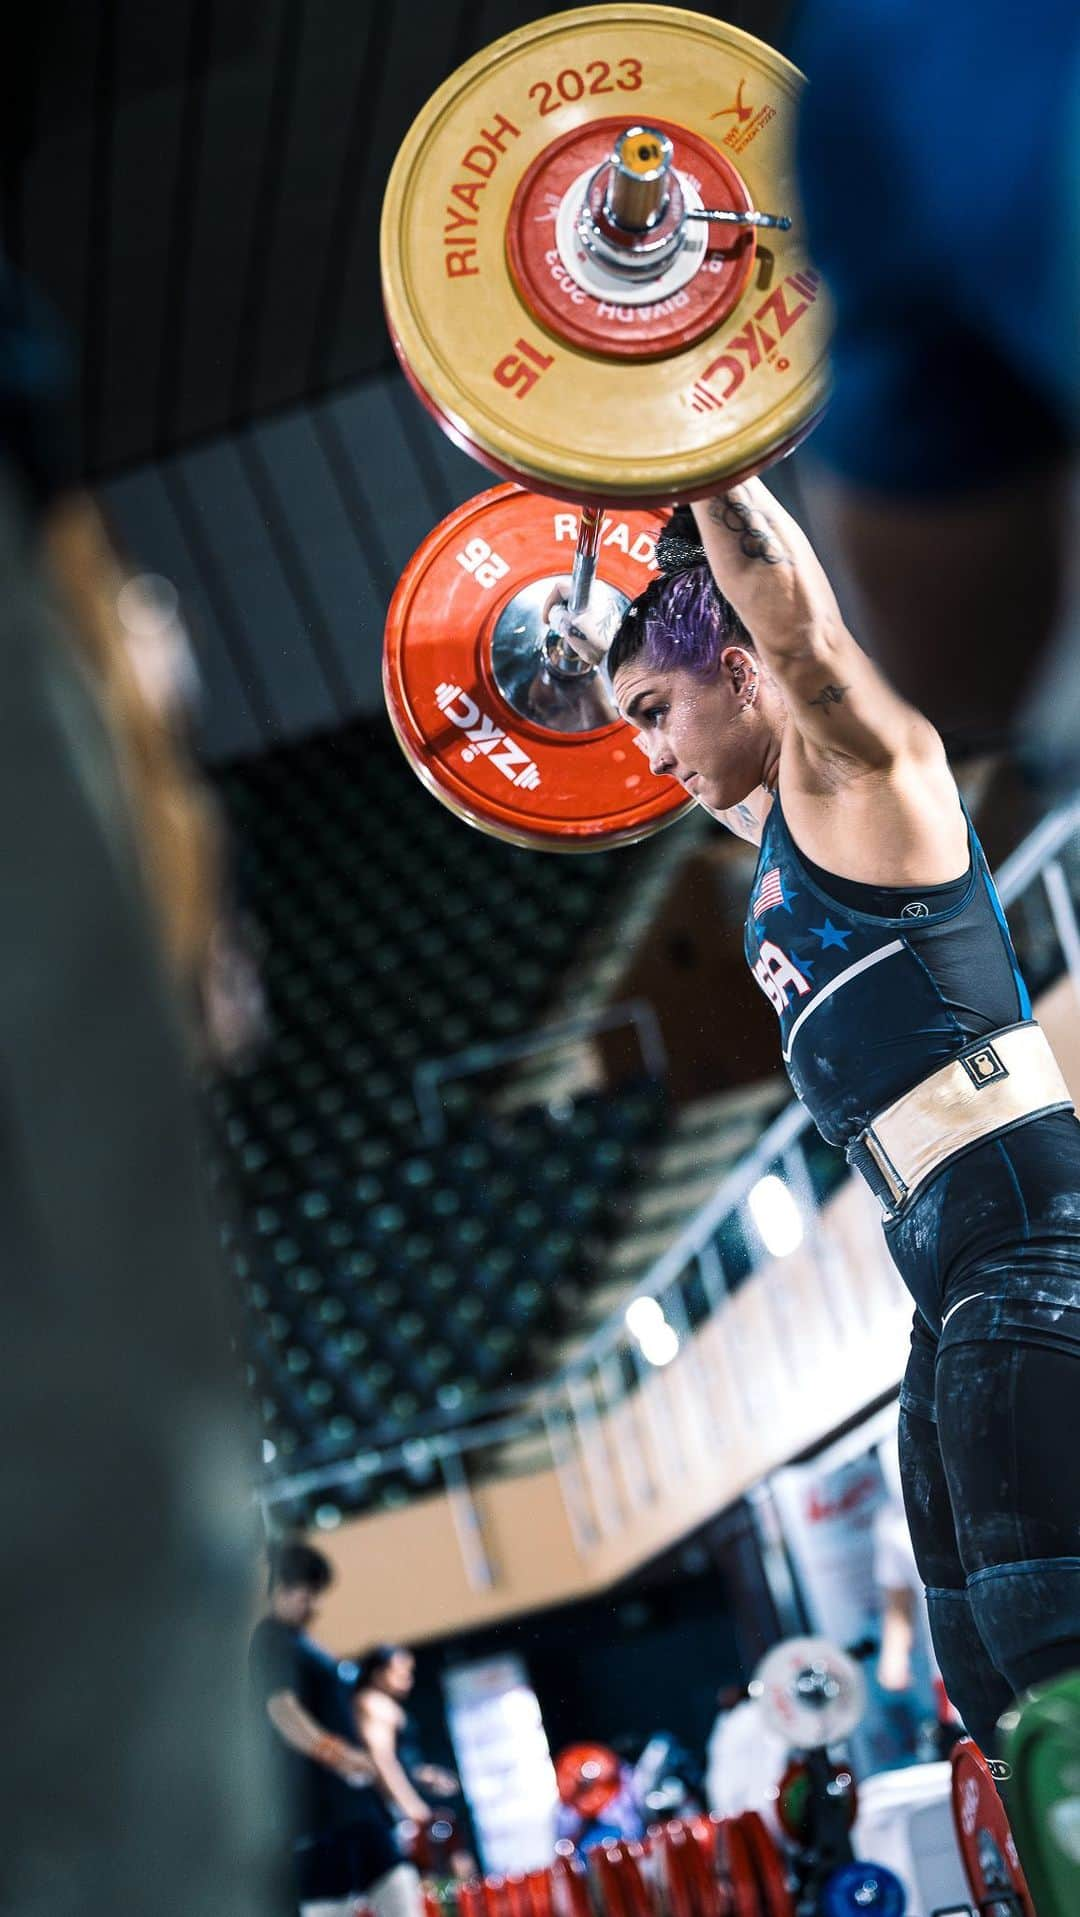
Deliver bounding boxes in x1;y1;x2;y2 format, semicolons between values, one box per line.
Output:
690;272;821;412
435;683;541;790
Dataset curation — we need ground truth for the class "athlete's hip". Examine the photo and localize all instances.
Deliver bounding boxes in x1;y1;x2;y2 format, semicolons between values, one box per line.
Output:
882;1107;1080;1333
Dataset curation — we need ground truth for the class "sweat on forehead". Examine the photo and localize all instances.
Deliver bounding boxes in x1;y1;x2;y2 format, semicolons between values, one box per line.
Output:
608;565;752;684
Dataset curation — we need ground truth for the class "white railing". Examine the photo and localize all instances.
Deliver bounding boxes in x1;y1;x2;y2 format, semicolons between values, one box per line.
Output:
260;798;1080;1552
412;998;667;1142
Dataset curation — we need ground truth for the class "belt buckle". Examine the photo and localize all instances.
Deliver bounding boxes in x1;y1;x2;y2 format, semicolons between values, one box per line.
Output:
960;1040;1009;1088
862;1127;910;1213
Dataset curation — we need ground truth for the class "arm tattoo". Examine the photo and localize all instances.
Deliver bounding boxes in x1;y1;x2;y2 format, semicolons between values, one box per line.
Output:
806;682;850;716
707;494;789;565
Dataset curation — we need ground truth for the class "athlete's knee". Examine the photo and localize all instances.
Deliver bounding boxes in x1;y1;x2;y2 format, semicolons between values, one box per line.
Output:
368;1862;424;1917
967;1555;1080;1695
925;1585;1015;1753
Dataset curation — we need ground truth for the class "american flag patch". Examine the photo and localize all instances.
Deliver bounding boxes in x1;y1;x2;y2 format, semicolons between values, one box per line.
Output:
753;868;784;918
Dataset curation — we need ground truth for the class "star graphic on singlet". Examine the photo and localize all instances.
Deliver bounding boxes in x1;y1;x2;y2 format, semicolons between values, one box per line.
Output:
809;917;852;951
790;948;817;980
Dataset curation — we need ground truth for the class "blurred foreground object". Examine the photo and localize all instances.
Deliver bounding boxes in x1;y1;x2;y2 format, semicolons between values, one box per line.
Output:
42;496;265;1062
0;254;268;1916
43;497;222;995
795;0;1080;768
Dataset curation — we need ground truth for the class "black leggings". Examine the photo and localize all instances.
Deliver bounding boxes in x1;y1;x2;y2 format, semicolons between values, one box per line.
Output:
886;1114;1080;1753
900;1331;1080;1751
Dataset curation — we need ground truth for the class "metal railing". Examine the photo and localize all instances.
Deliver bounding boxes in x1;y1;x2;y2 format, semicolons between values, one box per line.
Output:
412;998;667;1142
261;797;1080;1549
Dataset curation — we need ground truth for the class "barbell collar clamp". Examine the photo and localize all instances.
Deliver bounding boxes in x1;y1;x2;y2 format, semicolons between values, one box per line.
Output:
686;207;792;230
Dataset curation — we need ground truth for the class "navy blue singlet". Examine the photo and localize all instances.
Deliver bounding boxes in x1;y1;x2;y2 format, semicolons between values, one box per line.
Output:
744;788;1032;1147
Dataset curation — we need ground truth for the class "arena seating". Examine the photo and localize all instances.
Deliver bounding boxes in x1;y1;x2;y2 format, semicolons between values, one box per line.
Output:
212;721;1078;1531
208;721;668;1516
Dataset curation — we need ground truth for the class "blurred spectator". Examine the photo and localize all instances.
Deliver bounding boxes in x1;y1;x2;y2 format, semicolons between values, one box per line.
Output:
251;1547;425;1917
355;1645;478;1880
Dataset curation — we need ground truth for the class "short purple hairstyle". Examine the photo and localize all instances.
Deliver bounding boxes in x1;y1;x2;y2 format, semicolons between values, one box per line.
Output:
608;507;752;683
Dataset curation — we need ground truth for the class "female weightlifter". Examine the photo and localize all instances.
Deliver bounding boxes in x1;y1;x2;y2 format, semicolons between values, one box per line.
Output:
550;480;1080;1756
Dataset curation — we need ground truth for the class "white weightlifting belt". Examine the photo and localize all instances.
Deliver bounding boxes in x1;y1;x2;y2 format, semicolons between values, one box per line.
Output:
852;1021;1074;1216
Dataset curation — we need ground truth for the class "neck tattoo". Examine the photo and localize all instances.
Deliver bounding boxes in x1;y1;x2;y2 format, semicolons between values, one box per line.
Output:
734;802;758;832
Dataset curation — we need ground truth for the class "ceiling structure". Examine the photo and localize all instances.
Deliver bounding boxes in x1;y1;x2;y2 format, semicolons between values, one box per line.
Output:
4;0;799;756
4;0;794;478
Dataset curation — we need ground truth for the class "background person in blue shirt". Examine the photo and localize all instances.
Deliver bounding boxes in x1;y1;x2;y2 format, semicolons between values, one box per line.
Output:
250;1543;424;1917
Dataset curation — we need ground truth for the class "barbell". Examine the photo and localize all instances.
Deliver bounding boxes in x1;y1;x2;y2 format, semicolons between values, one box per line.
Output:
380;5;830;850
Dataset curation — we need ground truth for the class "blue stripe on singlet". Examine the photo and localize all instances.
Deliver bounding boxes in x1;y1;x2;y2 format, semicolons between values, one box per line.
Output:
982;869;1032;1020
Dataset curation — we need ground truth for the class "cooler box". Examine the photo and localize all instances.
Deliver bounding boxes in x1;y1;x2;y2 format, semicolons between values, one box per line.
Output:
853;1762;971;1914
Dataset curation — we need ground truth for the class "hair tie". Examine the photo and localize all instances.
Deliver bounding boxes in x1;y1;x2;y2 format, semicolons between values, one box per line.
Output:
656;503;707;577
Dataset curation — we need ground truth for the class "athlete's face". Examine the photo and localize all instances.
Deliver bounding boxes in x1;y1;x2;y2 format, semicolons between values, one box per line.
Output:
613;648;771;827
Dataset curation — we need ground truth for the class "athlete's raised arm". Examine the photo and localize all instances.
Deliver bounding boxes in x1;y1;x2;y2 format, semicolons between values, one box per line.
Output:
690;481;937;770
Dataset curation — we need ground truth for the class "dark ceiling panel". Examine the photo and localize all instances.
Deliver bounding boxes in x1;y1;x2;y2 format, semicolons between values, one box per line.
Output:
468;0;585;53
81;0;118;475
181;436;344;737
304;0;395;396
326;380;448;581
7;0;799;477
253;409;388;712
235;425;358;722
228;0;310;424
17;123;96;472
165;0;291;445
460;0;785;66
101;462;266;760
245;0;381;416
319;2;475;391
94;372;494;759
91;0;194;470
30;0;264;125
396;391;493;522
154;0;218;457
383;381;462;530
162;454;279;737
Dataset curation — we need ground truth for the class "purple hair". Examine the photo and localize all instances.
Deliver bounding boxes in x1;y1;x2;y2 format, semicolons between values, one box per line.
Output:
608;545;751;686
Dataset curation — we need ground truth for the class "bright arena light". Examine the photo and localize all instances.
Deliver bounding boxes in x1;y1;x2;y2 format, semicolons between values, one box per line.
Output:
261;1438;277;1464
748;1173;804;1258
625;1294;681;1367
639;1321;680;1367
625;1295;665;1340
